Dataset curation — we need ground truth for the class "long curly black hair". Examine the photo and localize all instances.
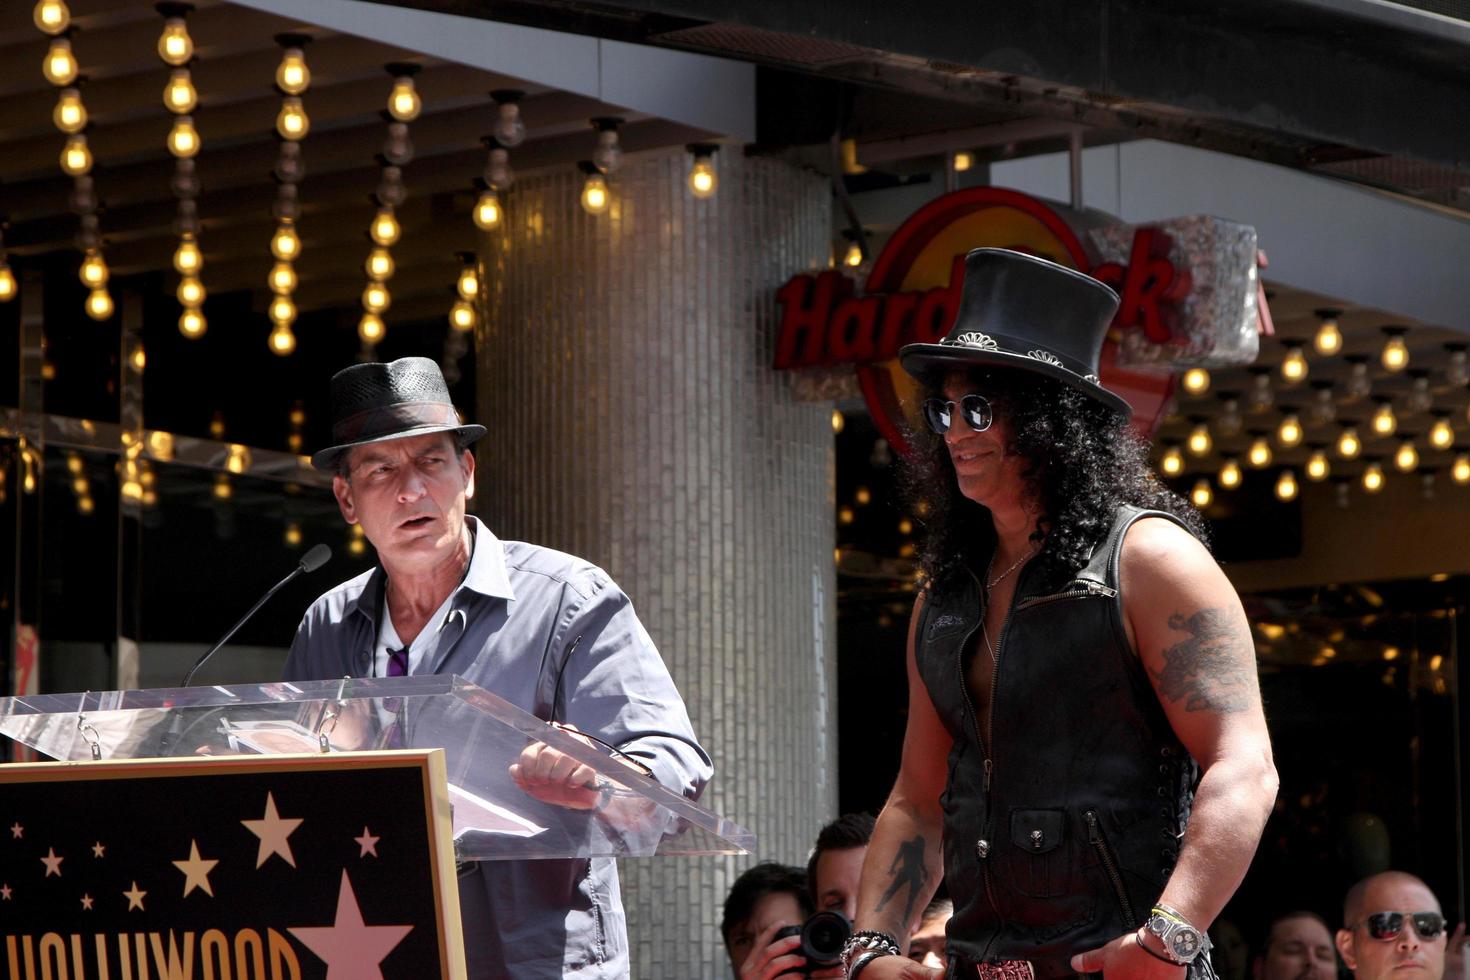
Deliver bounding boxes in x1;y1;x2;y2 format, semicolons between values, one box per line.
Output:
902;367;1207;587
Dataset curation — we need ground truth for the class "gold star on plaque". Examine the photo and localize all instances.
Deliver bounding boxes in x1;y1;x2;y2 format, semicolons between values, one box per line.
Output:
1;884;12;900
173;840;219;897
354;827;380;858
40;847;63;877
81;893;94;910
123;881;146;911
9;823;21;839
92;841;105;858
241;792;303;868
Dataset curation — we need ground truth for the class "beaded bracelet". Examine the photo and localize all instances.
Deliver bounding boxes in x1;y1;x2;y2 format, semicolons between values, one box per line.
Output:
841;930;904;974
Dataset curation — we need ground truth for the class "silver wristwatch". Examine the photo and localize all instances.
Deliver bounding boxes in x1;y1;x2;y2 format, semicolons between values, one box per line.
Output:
1144;911;1211;965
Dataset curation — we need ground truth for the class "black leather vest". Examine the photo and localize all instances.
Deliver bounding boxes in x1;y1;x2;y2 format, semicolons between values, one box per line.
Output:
915;505;1198;973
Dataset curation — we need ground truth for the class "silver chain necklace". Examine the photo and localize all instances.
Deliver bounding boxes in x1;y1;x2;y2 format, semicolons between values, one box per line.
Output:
980;547;1037;665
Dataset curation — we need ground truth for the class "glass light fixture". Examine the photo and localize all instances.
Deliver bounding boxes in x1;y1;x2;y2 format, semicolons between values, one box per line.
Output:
1446;345;1470;387
1248;435;1273;469
492;90;526;147
53;87;85;133
1452;454;1470;485
157;16;193;66
1308;381;1336;426
269;294;296;324
84;288;113;321
213;472;232;499
268;323;296;356
1312;308;1343;356
1216;396;1243;437
78;250;108;288
579;168;610;216
1343;356;1372;402
226;444;252;475
270;223;300;261
365;248;394;281
473;189;501;230
1181;368;1210;395
1276;413;1303;448
1337;425;1362;459
167;115;200;158
0;264;16;302
1275;469;1298;502
34;0;71;34
387;71;421;122
591;117;622;175
843;241;863;268
1247;369;1274;412
60;133;91;176
174;235;202;274
1429;415;1455;450
1394;439;1419;472
1380;327;1409;372
1279;342;1308;384
358;313;385;344
370;208;400;247
268;261;297;294
1218;458;1242;489
456;264;478;301
1305;449;1330;482
163;69;196;113
276;97;308;140
1371;399;1397;437
1186;421;1212;456
275;44;310;95
1362;462;1385;493
176;275;204;307
449;299;475;332
687;145;717;199
1190;479;1213;509
43;38;78;86
361;282;390;314
1160;445;1184;477
1405;372;1433;416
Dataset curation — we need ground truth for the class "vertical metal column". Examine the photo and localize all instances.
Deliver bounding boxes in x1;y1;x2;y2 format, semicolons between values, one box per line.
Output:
478;149;836;975
116;293;144;690
11;270;45;723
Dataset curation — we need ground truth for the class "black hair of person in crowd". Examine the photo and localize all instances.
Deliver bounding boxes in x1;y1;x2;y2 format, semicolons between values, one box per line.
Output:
807;813;877;920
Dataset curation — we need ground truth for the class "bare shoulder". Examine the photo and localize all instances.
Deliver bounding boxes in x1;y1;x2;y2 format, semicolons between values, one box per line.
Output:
1120;515;1213;575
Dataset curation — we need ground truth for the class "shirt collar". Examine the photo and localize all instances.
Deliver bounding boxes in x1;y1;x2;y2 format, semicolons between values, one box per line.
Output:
347;514;514;625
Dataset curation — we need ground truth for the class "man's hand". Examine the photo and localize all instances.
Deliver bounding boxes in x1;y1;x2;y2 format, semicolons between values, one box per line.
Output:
1071;931;1186;980
736;922;811;980
851;954;943;979
508;723;603;810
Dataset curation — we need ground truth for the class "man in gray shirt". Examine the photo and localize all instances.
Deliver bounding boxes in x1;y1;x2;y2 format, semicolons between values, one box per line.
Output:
286;356;712;979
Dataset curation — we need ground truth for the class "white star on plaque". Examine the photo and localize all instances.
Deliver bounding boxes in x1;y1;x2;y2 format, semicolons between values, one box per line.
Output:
40;847;63;877
172;840;219;897
241;792;304;869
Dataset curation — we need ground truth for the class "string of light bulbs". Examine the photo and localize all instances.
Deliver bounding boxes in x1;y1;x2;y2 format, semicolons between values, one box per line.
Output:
357;63;422;347
156;3;206;339
264;33;312;355
471;90;524;233
0;224;16;303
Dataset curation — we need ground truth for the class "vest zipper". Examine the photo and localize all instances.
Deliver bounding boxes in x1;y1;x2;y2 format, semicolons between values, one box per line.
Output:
957;566;1005;959
1013;580;1118;611
1084;808;1138;924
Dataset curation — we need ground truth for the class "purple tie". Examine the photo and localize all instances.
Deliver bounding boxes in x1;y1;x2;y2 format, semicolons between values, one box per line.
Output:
386;649;409;677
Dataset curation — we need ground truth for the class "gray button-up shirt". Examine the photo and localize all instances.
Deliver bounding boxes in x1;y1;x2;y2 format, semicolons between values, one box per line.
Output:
284;516;713;978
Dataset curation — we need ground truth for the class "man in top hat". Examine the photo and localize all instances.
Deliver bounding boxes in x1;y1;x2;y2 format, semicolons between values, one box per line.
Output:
285;356;712;979
842;249;1277;980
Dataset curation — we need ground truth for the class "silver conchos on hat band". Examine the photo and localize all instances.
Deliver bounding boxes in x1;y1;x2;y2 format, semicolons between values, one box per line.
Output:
951;331;999;351
1026;349;1063;367
1083;374;1101;384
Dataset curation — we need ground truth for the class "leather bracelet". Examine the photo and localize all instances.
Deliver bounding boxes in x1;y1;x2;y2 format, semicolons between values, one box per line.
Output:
848;951;888;979
1137;927;1182;966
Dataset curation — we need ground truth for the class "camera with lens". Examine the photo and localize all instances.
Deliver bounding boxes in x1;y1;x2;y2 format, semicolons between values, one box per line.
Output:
774;910;851;975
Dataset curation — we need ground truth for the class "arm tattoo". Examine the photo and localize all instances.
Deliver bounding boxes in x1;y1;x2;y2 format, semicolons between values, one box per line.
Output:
1149;607;1253;714
874;834;930;926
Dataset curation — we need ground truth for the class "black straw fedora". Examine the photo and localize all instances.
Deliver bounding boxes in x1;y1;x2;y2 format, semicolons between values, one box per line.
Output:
310;357;486;471
898;248;1130;417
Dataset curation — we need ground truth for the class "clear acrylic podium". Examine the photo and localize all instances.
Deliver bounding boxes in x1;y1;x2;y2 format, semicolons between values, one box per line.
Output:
0;675;753;864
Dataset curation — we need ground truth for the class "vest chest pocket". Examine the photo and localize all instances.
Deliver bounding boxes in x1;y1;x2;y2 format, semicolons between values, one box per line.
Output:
1003;808;1069;898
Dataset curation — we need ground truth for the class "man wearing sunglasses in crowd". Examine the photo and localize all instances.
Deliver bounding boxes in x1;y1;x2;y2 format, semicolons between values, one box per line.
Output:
843;249;1278;980
1335;872;1467;980
287;357;712;979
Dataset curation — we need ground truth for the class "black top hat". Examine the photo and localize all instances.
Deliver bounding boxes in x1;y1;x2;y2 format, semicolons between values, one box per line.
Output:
898;248;1130;417
310;356;486;471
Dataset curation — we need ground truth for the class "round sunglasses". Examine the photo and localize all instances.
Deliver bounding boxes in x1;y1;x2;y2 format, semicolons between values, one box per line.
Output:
1351;911;1446;941
922;394;994;435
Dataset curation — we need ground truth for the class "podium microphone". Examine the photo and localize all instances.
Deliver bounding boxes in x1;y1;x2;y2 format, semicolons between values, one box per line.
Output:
179;543;333;688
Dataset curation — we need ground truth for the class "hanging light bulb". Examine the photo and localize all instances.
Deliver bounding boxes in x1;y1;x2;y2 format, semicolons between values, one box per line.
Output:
365;248;394;281
449;299;476;332
456;261;478;301
78;250;108;289
1275;469;1299;502
361;281;390;314
370;208;400;247
1362;461;1385;493
1160;445;1184;477
1307;381;1336;426
1190;479;1213;509
1453;454;1470;485
59;133;91;176
174;234;202;274
1218;458;1242;490
1279;342;1308;384
268;261;297;294
1371;399;1397;437
34;0;71;34
157;13;193;67
1276;413;1303;448
84;288;113;321
53;87;86;133
225;444;252;475
270;222;300;261
167;115;200;157
1380;327;1409;372
1216;395;1243;437
1337;425;1362;459
579;165;610;215
1343;356;1372;402
179;306;206;338
43;37;78;86
1181;368;1210;396
842;241;863;268
176;275;205;307
1429;414;1455;450
268;322;296;356
1186;420;1212;456
1312;308;1343;356
1404;372;1433;416
1248;434;1273;468
687;145;718;199
275;97;309;140
1394;439;1419;472
386;66;421;122
591;117;622;174
269;294;296;324
1445;345;1470;387
1246;368;1274;412
274;38;310;95
358;313;385;344
162;68;197;113
0;264;16;302
473;188;502;230
492;90;526;147
1305;448;1330;482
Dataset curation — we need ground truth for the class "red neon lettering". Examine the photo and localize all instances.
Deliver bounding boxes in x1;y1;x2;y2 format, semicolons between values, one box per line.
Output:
1096;228;1180;343
774;272;850;368
828;296;882;362
909;255;966;345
